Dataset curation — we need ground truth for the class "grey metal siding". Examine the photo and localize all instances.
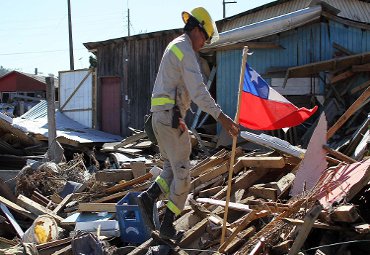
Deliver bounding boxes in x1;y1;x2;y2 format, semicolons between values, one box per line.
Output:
95;33;181;136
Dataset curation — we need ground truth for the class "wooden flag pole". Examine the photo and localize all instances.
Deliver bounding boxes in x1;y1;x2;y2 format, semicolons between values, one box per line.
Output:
220;46;249;246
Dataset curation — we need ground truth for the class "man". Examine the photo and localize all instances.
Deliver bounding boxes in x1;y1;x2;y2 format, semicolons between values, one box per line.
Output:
138;7;239;240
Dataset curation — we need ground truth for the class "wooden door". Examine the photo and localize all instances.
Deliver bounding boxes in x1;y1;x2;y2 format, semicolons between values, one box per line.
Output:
100;77;121;135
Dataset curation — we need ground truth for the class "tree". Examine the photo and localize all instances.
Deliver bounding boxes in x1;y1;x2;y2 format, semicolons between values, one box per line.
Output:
0;66;10;77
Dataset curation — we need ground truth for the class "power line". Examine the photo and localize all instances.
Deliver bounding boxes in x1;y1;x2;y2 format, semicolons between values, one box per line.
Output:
0;48;86;56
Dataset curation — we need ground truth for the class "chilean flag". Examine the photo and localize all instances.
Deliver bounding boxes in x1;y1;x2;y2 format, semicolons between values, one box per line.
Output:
239;64;318;130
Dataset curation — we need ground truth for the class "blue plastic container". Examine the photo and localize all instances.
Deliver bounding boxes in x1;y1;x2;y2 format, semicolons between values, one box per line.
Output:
116;192;151;244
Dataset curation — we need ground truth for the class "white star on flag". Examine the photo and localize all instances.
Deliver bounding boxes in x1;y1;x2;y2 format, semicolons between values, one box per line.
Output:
249;69;259;83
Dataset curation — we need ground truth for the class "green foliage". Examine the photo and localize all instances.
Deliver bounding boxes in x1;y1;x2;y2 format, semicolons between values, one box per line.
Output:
0;66;10;77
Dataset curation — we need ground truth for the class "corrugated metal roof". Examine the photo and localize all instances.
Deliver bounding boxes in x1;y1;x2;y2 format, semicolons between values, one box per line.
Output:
218;0;370;32
0;71;59;88
84;28;183;51
13;101;122;145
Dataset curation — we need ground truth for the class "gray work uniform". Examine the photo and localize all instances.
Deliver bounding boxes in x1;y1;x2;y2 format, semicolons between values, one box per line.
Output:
151;34;222;215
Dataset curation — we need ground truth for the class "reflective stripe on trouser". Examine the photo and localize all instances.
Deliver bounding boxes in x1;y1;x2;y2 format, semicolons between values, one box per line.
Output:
152;110;191;215
155;176;170;197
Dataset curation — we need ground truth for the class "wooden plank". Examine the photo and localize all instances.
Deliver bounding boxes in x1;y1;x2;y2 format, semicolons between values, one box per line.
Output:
327;85;370;139
284;51;370;79
0;195;36;220
78;203;116;213
248;185;278;201
95;169;134;182
282;218;343;230
350;79;370;95
196;198;251;212
199;186;223;198
190;149;228;177
113;132;147;149
233;168;270;190
105;172;152;193
53;193;73;215
223;226;255;254
179;218;208;247
191;162;228;189
126;238;154;255
50;244;72;255
238;156;285;169
93;190;129;203
17;195;64;223
330;70;355;84
219;210;269;253
352;63;370;72
323;144;357;163
330;205;359;223
288;205;322;255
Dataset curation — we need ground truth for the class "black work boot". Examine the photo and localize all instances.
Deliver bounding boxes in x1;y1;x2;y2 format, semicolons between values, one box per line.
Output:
159;208;184;241
137;182;161;230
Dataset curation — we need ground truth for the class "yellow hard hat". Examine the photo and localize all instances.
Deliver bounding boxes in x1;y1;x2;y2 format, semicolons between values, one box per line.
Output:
182;7;219;44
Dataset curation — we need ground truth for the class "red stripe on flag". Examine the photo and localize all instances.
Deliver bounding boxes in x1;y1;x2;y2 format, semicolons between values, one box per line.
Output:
239;91;318;130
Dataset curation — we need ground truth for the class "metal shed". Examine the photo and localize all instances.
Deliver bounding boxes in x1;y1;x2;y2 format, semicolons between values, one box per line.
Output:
84;29;183;137
211;3;370;133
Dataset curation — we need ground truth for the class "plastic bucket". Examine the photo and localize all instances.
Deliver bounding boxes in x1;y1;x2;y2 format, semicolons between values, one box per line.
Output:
22;215;59;244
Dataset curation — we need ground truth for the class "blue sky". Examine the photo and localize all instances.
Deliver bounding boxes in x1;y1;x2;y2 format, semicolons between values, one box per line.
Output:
0;0;274;76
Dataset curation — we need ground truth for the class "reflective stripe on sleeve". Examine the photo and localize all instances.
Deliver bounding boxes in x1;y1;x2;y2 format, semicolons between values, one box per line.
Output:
155;176;170;196
167;200;181;216
151;97;175;106
170;44;184;61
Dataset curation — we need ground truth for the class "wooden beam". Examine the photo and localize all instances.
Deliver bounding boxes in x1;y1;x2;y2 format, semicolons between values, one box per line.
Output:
113;132;147;149
282;217;343;230
329;70;355;84
17;195;64;223
219;210;269;253
284;52;370;80
105;172;152;193
352;63;370;72
223;226;255;254
0;196;36;220
327;85;370;139
288;205;322;255
330;205;360;223
191;162;229;189
238;156;285;169
78;203;116;213
53;193;73;215
323;144;357;163
95;169;134;182
196;198;251;212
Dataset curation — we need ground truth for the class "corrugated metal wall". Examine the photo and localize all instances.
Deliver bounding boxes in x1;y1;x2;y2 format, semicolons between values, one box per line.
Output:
219;0;370;32
96;33;181;136
216;18;370;125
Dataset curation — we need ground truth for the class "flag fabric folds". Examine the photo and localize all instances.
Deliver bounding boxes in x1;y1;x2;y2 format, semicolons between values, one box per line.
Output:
239;63;318;130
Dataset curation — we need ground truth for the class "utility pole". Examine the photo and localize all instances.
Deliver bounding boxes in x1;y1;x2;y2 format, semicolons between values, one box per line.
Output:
223;0;237;18
127;8;130;36
67;0;74;70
